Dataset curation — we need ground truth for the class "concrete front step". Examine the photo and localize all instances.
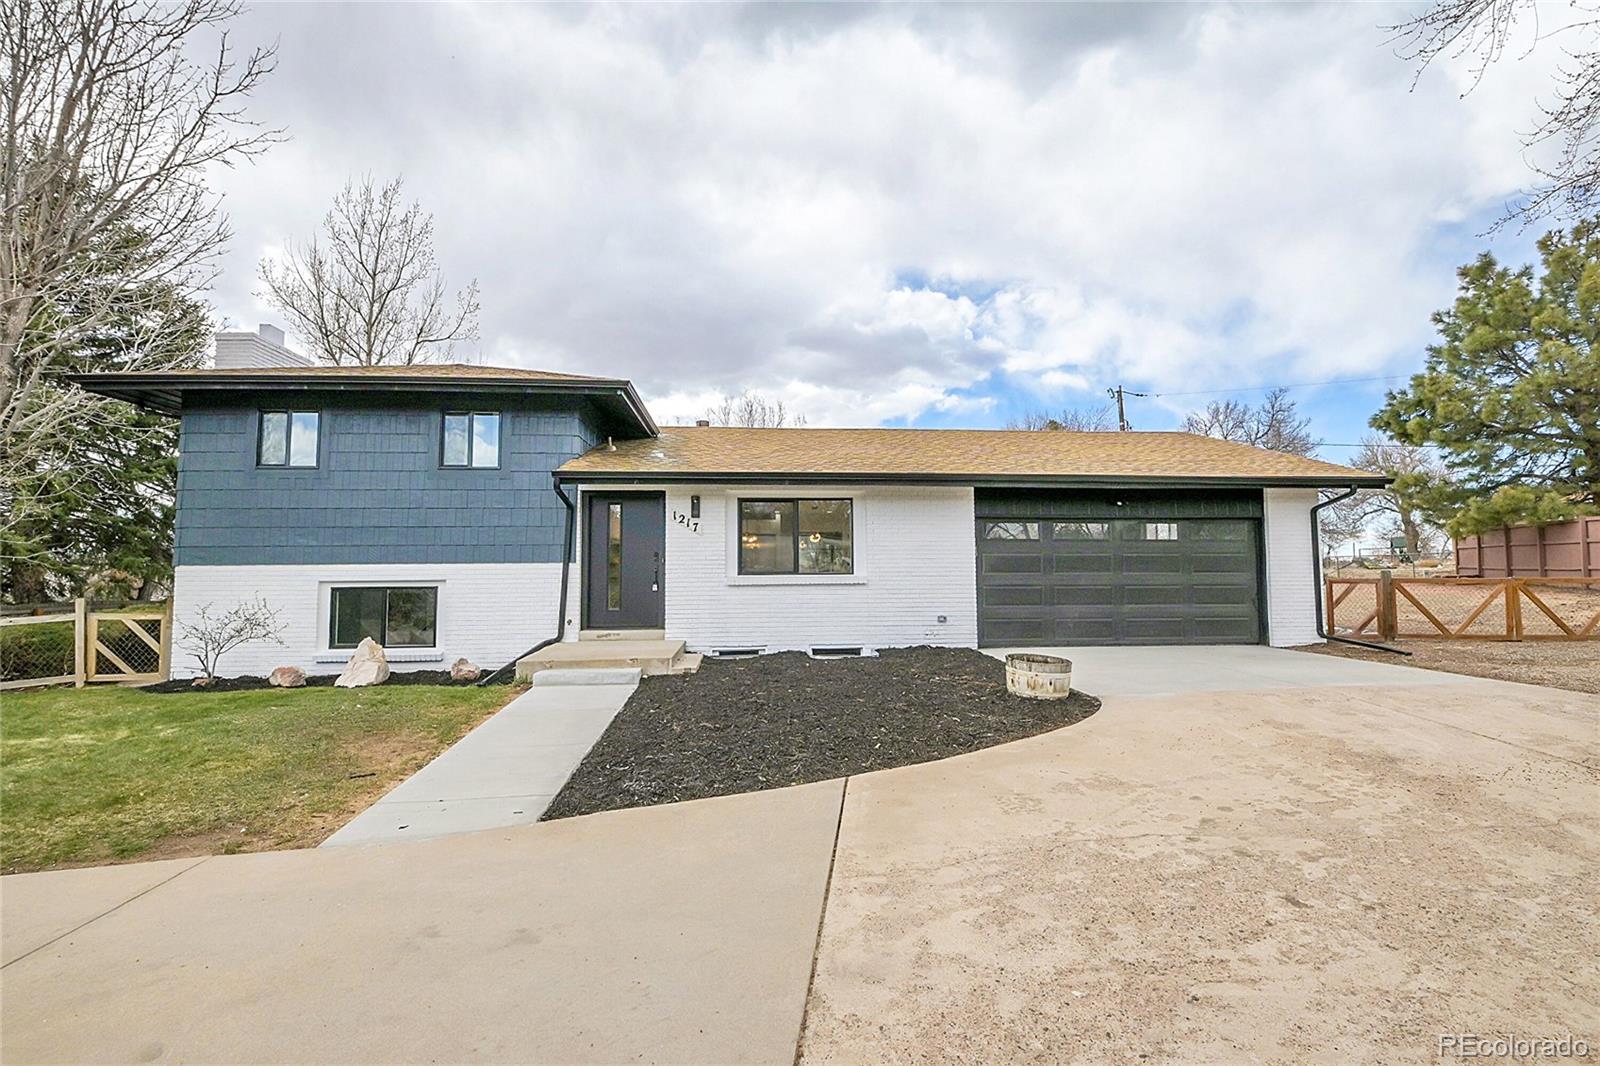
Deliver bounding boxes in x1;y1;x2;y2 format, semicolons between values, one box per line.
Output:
580;628;666;642
516;639;692;682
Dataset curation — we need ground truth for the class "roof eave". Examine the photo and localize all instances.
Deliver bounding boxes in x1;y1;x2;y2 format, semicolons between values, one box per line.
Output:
555;469;1392;489
67;372;660;436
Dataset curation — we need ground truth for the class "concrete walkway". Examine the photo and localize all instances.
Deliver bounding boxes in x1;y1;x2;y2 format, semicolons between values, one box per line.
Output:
322;677;635;846
3;781;845;1065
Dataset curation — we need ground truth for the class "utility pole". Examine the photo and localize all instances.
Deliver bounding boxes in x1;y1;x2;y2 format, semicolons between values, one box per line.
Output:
1106;385;1148;431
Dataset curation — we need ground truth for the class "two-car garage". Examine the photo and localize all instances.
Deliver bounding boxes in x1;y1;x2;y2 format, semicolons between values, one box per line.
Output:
976;488;1265;646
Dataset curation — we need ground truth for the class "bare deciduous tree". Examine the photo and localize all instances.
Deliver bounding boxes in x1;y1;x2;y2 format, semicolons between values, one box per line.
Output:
178;597;285;679
1;0;277;485
1392;0;1600;223
1182;387;1319;456
260;176;480;366
705;390;806;428
1320;436;1452;558
1006;405;1116;432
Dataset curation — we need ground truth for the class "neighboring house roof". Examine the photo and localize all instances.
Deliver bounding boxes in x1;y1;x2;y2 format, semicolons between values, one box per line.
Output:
70;363;658;435
558;426;1390;487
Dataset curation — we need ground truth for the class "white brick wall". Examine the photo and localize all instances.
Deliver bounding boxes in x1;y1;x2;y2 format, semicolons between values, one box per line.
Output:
171;563;564;678
1263;487;1322;647
572;484;979;653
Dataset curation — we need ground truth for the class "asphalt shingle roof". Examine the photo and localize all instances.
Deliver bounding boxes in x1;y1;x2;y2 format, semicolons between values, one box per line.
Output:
559;426;1387;485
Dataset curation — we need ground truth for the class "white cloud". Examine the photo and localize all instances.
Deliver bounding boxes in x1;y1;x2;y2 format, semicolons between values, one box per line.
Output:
202;2;1567;426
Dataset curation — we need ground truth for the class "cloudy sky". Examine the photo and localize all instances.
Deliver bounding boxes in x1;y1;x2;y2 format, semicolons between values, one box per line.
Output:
202;1;1568;455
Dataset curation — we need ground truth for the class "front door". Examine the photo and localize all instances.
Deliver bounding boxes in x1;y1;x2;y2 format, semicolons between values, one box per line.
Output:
584;493;665;629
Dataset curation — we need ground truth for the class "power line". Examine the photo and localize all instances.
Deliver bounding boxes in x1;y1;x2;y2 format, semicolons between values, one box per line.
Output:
1149;374;1409;398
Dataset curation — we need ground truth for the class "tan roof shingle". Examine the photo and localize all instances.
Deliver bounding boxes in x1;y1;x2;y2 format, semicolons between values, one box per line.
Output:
559;426;1386;484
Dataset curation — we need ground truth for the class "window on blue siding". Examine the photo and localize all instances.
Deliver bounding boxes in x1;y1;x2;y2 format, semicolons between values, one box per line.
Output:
442;412;500;468
259;410;319;467
330;586;438;648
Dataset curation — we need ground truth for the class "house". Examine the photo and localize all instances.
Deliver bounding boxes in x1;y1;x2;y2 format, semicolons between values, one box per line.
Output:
74;355;1387;678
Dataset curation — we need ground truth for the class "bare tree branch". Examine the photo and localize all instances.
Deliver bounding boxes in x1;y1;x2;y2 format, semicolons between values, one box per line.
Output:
1319;435;1452;557
1391;0;1600;224
705;390;806;428
1182;387;1319;456
1006;405;1116;432
1;0;278;478
259;175;480;366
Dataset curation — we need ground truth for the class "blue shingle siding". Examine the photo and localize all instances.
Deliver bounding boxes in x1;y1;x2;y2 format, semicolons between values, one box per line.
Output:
175;393;603;565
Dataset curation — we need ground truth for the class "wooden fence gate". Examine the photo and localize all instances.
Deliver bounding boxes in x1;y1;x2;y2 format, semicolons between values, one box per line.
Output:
1326;574;1600;641
1;600;171;690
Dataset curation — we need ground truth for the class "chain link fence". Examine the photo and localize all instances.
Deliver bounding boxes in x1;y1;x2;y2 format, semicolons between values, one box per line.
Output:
2;601;171;689
1;607;80;688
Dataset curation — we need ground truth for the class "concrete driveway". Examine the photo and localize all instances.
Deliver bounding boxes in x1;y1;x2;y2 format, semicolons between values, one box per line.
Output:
801;650;1598;1063
3;647;1595;1064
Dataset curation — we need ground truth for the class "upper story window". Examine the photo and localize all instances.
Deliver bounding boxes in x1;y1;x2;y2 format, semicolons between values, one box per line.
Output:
442;412;500;468
738;498;853;575
259;410;319;467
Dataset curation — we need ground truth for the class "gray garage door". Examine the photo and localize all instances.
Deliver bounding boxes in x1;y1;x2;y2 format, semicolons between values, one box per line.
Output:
976;490;1264;647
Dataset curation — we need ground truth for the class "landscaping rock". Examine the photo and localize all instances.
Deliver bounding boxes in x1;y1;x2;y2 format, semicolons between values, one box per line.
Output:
268;665;306;688
335;638;390;688
449;657;482;682
190;676;214;688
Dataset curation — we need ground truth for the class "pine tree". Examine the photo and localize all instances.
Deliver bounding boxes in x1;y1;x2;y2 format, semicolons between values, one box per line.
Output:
1373;217;1600;536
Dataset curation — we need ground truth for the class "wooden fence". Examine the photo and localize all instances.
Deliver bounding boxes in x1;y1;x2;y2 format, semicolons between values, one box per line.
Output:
0;600;172;690
1456;517;1600;578
1326;574;1600;641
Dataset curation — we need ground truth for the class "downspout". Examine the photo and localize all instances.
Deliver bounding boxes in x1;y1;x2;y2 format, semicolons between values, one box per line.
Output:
1310;485;1410;656
479;475;578;685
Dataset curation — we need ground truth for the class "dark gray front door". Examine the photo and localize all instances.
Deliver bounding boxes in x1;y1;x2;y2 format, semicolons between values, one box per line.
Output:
584;493;665;630
978;516;1262;646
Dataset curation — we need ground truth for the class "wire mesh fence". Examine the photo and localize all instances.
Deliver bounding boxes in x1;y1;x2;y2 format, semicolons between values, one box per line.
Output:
1325;579;1381;638
88;615;165;679
1393;580;1514;639
1;600;171;690
1;613;79;687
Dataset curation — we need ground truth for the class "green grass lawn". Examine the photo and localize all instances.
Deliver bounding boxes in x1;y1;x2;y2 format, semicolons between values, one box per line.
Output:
0;683;517;873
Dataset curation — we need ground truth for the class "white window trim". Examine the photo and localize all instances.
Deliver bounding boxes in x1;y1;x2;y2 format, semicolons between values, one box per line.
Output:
723;492;868;586
314;579;445;662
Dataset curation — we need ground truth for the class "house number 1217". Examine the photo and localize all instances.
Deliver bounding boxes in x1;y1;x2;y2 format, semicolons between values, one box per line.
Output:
671;510;701;534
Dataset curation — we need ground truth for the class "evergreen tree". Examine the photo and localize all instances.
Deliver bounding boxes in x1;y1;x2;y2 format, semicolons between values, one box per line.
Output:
2;228;209;602
1373;217;1600;535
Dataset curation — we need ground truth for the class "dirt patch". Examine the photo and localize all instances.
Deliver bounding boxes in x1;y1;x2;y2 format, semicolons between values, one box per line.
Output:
141;669;511;693
1298;638;1600;694
543;646;1099;821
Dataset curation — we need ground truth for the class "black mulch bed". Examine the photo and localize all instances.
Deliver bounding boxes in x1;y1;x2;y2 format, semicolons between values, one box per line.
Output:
141;669;512;693
541;645;1099;821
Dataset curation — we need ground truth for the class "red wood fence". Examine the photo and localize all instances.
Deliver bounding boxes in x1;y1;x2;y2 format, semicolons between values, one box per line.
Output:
1456;517;1600;578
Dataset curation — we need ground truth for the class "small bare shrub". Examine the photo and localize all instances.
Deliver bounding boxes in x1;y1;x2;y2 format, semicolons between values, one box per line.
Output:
178;598;286;679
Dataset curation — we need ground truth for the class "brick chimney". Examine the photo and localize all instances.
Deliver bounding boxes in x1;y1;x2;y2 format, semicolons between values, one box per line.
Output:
213;324;311;369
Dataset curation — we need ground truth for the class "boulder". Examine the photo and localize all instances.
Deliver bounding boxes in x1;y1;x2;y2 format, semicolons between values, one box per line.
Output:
191;675;214;688
450;657;482;682
269;665;306;688
335;638;390;688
